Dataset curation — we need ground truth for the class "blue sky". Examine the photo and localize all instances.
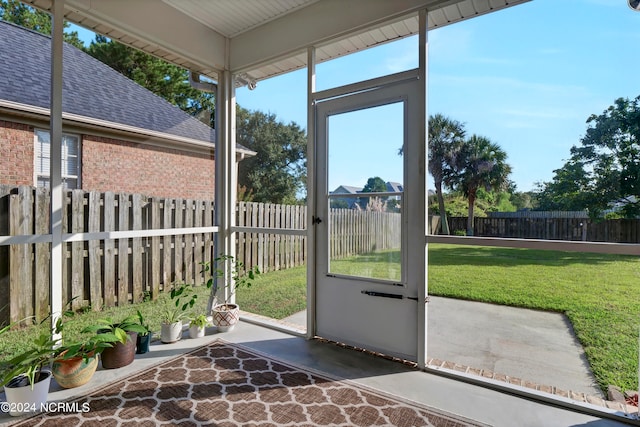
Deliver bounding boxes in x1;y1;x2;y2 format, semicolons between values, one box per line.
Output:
72;0;640;194
236;0;640;193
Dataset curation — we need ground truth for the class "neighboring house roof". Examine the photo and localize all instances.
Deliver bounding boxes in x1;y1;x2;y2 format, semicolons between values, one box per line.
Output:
332;182;405;195
386;182;403;192
331;185;363;194
0;20;252;155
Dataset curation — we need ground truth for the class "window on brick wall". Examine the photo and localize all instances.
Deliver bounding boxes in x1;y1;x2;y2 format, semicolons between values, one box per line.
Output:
34;129;81;189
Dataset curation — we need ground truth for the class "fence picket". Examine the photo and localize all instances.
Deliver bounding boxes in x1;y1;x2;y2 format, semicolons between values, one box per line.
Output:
150;197;161;299
174;198;184;283
9;187;33;322
103;192;116;307
117;193;130;305
88;191;102;311
71;190;84;310
131;194;144;303
34;187;50;320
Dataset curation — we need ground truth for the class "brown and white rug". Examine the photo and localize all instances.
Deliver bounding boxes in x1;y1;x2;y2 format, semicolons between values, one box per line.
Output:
11;340;488;427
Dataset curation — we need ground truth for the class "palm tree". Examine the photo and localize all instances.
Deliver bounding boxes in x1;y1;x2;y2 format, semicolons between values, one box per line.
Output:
454;135;512;236
427;114;466;235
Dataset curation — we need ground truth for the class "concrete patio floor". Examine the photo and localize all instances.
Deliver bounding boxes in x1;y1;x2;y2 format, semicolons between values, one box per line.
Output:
283;296;603;398
0;318;635;427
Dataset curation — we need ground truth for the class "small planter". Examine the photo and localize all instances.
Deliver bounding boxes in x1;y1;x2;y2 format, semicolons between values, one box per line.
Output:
189;325;205;339
101;331;137;369
161;321;183;343
212;303;240;332
4;370;51;416
52;352;98;389
136;333;151;354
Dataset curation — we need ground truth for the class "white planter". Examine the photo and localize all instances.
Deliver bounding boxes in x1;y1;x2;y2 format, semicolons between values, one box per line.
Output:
160;321;183;343
189;325;205;339
212;303;240;332
4;370;51;416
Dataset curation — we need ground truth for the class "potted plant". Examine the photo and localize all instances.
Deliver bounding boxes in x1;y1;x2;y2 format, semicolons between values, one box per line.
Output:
50;314;117;389
160;283;197;343
204;255;260;332
188;314;209;339
0;328;55;416
135;310;152;354
82;315;147;369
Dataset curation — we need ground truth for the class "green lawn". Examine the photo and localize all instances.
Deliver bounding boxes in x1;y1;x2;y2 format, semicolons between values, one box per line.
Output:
240;244;640;393
1;243;638;394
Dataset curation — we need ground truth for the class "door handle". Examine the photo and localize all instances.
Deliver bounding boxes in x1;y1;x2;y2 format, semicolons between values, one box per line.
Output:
361;290;402;299
312;216;322;225
361;290;419;301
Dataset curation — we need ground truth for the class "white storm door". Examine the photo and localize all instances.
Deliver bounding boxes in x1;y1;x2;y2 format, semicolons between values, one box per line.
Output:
315;73;424;361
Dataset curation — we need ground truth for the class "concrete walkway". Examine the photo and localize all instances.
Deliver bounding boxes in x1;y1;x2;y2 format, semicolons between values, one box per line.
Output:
282;296;603;397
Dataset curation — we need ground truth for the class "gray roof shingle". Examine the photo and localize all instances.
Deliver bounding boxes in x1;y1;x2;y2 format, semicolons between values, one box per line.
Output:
0;20;215;144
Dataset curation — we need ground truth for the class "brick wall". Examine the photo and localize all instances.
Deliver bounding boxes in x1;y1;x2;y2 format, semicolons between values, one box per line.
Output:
0;120;34;185
0;119;216;200
82;135;215;200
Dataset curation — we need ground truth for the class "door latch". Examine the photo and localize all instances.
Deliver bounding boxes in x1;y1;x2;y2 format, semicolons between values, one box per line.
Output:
312;216;322;225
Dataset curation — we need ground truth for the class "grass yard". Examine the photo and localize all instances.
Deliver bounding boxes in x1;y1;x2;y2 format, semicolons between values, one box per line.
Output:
240;243;640;393
0;243;637;394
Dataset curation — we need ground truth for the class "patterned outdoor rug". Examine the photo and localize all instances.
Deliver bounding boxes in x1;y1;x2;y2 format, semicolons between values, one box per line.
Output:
11;340;489;427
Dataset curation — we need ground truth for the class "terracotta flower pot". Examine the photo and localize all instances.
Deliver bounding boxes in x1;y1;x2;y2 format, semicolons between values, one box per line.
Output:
101;332;137;369
52;352;98;389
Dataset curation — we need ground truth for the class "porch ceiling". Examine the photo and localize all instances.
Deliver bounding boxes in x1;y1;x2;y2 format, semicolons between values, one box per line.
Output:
21;0;529;84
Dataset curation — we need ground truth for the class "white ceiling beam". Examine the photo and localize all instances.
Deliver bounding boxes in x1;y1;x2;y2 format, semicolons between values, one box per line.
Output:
64;0;227;73
229;0;453;73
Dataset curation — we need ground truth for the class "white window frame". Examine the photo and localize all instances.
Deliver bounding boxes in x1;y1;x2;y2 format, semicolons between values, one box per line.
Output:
34;129;81;189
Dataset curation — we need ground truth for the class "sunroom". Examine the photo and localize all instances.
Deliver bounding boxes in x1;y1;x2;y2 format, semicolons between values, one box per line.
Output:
1;0;639;425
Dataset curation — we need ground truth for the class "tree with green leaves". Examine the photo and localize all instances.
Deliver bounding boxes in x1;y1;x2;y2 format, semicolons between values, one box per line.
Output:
358;176;387;209
452;135;512;235
534;158;592;212
236;106;307;204
536;96;640;217
426;114;466;234
0;0;83;48
398;114;466;234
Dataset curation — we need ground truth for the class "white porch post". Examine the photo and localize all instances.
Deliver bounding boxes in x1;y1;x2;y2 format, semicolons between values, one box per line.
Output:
416;8;429;367
50;0;64;334
306;46;316;338
210;68;236;311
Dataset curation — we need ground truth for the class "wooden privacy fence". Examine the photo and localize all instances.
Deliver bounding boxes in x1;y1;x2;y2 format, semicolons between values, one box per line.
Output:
0;185;216;323
447;216;640;243
329;208;401;258
236;201;307;273
234;203;402;271
1;184;402;324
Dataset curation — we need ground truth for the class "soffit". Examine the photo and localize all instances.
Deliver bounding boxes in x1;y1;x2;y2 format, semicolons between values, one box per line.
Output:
21;0;530;84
